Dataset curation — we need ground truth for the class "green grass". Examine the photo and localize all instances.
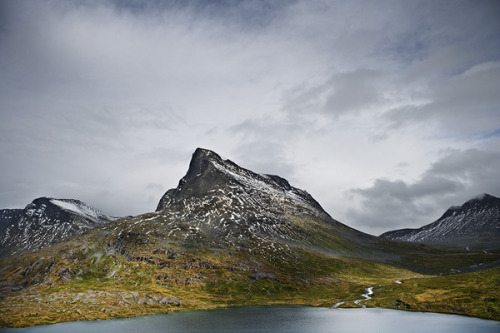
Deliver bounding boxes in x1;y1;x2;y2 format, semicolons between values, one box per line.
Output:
1;220;499;327
0;245;416;327
366;266;500;320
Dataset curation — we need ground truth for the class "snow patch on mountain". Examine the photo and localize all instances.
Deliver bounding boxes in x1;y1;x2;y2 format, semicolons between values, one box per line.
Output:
50;199;116;222
148;148;375;258
0;197;117;257
380;193;500;245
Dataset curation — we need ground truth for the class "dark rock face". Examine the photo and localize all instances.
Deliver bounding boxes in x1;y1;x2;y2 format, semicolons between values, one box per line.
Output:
0;197;116;257
153;148;373;253
157;148;325;214
0;209;22;233
380;194;500;246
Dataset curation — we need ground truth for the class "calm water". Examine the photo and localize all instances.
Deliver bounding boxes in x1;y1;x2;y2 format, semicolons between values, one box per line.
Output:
1;306;499;333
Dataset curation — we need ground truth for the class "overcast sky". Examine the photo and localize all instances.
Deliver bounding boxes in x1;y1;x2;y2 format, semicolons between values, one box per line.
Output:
1;0;499;235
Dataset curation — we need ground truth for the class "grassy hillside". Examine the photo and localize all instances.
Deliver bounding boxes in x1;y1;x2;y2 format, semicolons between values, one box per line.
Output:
1;231;499;328
366;266;500;320
1;204;499;328
0;244;412;328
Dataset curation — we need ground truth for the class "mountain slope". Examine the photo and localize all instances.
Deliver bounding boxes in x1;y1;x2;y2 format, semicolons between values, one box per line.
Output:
0;149;420;326
0;197;117;257
0;209;22;233
153;148;378;255
380;194;500;247
1;149;499;327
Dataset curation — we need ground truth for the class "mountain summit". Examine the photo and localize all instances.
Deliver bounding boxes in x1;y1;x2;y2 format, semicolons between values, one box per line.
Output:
153;148;370;253
380;193;500;247
0;197;116;257
1;149;500;326
157;148;326;210
157;148;324;213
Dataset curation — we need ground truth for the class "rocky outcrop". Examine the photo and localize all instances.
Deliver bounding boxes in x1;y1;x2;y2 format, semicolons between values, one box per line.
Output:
380;194;500;247
153;148;373;252
0;197;116;257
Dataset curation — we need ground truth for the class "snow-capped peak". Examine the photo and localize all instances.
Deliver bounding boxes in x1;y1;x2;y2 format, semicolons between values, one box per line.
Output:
380;193;500;244
0;197;117;258
50;199;115;222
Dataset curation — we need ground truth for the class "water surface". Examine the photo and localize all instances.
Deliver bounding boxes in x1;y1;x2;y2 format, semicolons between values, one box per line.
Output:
2;306;499;333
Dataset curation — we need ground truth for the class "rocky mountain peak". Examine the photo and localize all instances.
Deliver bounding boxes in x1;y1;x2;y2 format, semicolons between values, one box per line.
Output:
28;196;53;206
184;148;225;180
149;148;369;253
156;148;325;214
464;193;497;206
380;193;500;246
438;193;499;220
0;197;116;257
471;193;494;201
193;147;224;162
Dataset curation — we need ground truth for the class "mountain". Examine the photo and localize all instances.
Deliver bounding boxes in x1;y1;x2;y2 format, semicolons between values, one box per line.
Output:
153;148;377;254
1;149;499;327
380;194;500;247
0;197;117;257
0;209;22;233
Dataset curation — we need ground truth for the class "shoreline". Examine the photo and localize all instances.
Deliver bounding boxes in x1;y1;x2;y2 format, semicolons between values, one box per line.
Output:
2;304;500;331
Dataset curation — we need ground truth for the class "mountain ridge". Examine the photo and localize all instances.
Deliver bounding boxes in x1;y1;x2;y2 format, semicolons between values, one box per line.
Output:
0;197;117;257
1;148;499;327
157;148;326;214
380;193;500;247
151;148;379;257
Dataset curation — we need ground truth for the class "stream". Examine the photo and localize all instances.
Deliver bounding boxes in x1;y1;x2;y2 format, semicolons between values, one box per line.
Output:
353;287;373;308
333;277;421;309
333;286;374;308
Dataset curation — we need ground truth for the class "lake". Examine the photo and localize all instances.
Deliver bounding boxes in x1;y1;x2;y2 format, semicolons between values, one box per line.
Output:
1;306;499;333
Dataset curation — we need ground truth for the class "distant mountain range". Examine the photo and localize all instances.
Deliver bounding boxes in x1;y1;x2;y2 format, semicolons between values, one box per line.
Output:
1;152;498;259
1;148;499;326
1;149;499;258
380;193;500;248
0;197;116;257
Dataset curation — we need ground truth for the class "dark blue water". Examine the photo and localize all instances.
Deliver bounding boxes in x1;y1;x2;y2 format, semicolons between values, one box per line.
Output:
1;306;499;333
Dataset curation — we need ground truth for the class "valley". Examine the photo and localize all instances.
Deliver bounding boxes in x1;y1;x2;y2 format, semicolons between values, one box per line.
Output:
0;148;499;327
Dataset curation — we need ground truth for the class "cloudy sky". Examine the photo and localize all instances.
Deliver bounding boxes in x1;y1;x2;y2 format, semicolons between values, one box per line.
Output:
1;0;499;235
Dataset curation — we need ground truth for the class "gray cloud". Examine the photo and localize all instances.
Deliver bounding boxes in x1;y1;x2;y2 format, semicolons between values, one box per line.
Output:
348;148;500;235
384;61;500;137
1;0;499;236
283;69;385;118
227;115;307;181
278;0;500;139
